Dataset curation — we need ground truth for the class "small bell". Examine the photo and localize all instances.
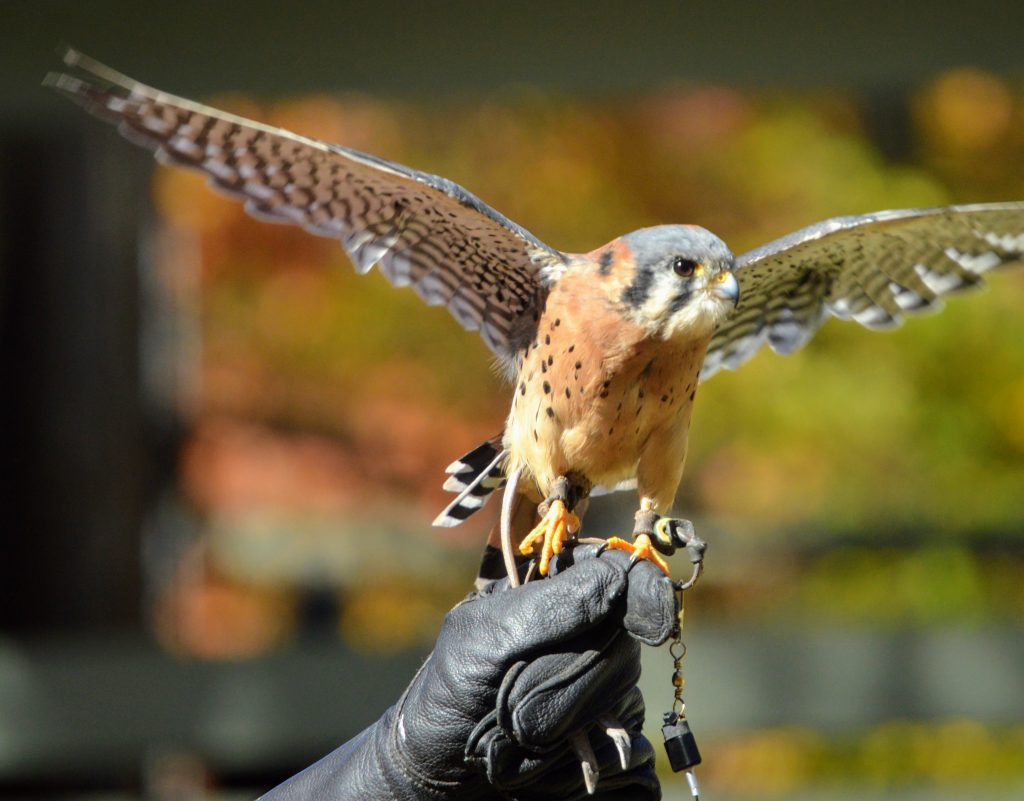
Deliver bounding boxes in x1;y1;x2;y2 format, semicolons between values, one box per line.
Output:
662;711;702;799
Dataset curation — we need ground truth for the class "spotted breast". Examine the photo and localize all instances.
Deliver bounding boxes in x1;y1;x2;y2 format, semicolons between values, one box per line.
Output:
505;262;711;511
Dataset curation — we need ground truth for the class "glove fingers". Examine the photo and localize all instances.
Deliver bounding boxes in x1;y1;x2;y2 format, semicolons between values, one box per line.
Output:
551;545;677;646
471;543;676;647
586;732;658;800
487;688;654;800
458;555;629;658
487;734;655;801
622;554;676;645
502;625;641;747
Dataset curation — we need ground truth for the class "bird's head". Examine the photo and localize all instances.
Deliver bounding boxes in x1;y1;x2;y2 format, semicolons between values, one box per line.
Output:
613;225;739;339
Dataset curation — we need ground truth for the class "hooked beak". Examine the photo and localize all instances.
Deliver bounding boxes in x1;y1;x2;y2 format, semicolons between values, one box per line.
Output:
712;270;740;307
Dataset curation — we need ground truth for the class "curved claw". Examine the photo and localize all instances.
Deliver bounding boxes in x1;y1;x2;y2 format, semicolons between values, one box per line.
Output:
604;534;670;575
518;499;580;576
597;712;631;770
570;730;599;795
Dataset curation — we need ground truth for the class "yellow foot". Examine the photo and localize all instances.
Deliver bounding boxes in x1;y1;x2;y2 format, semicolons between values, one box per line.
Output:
518;500;581;576
603;533;671;575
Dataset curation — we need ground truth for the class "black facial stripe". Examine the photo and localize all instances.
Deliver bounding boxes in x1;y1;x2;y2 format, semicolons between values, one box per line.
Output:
598;249;614;275
667;287;693;315
620;266;655;308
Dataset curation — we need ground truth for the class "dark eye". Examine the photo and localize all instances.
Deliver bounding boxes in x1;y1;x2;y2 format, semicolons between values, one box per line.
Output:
673;257;698;277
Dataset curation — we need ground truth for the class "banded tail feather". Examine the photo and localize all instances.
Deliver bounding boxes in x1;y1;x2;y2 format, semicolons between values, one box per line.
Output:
433;437;507;527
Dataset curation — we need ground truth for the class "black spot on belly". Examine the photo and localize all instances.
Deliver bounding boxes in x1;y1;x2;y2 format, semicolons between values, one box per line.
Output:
547;355;553;366
689;390;696;401
519;382;526;395
575;361;582;370
545;334;551;345
546;406;555;418
661;395;668;403
565;387;571;398
568;344;575;353
543;381;551;394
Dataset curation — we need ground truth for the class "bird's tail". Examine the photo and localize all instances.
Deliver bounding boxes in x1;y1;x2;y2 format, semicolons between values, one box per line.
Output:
432;436;507;527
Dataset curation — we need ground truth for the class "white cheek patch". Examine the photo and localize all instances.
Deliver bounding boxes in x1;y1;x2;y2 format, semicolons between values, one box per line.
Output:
665;293;721;338
626;273;727;338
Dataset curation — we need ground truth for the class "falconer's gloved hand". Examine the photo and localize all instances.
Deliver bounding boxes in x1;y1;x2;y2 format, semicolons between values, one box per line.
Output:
259;545;677;801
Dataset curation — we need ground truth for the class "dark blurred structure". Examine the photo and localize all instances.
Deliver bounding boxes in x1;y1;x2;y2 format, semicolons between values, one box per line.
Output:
1;2;1023;800
0;129;151;634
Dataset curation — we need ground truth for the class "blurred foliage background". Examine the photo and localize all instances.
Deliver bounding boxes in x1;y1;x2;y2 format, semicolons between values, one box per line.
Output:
155;72;1024;797
1;2;1023;800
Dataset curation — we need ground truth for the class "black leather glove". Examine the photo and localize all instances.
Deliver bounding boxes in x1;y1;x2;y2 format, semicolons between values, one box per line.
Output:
260;546;677;801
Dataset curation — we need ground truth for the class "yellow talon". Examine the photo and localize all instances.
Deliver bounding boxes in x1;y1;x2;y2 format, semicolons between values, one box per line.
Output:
603;533;671;575
518;499;581;576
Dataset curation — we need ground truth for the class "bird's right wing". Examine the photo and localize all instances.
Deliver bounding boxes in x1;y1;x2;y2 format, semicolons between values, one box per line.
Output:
47;49;568;366
701;202;1024;381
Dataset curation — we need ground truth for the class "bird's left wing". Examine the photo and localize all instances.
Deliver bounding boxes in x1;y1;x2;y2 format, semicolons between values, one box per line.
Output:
46;50;567;365
701;202;1024;381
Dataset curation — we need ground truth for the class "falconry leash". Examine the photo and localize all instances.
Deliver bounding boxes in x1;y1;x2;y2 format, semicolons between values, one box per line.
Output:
653;517;707;800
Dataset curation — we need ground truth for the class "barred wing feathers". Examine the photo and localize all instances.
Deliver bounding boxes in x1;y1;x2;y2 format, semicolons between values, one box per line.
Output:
47;50;565;364
702;203;1024;381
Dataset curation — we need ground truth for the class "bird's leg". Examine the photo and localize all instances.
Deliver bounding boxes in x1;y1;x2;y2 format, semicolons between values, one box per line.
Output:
603;497;672;575
518;475;586;577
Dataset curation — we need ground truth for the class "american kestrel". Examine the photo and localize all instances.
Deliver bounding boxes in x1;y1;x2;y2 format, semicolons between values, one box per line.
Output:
48;51;1024;581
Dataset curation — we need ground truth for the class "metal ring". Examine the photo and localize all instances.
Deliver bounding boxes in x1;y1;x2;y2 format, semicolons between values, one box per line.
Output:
669;639;687;660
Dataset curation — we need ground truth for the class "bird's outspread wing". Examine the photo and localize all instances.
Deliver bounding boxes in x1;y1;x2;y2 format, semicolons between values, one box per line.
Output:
46;49;566;365
701;202;1024;381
